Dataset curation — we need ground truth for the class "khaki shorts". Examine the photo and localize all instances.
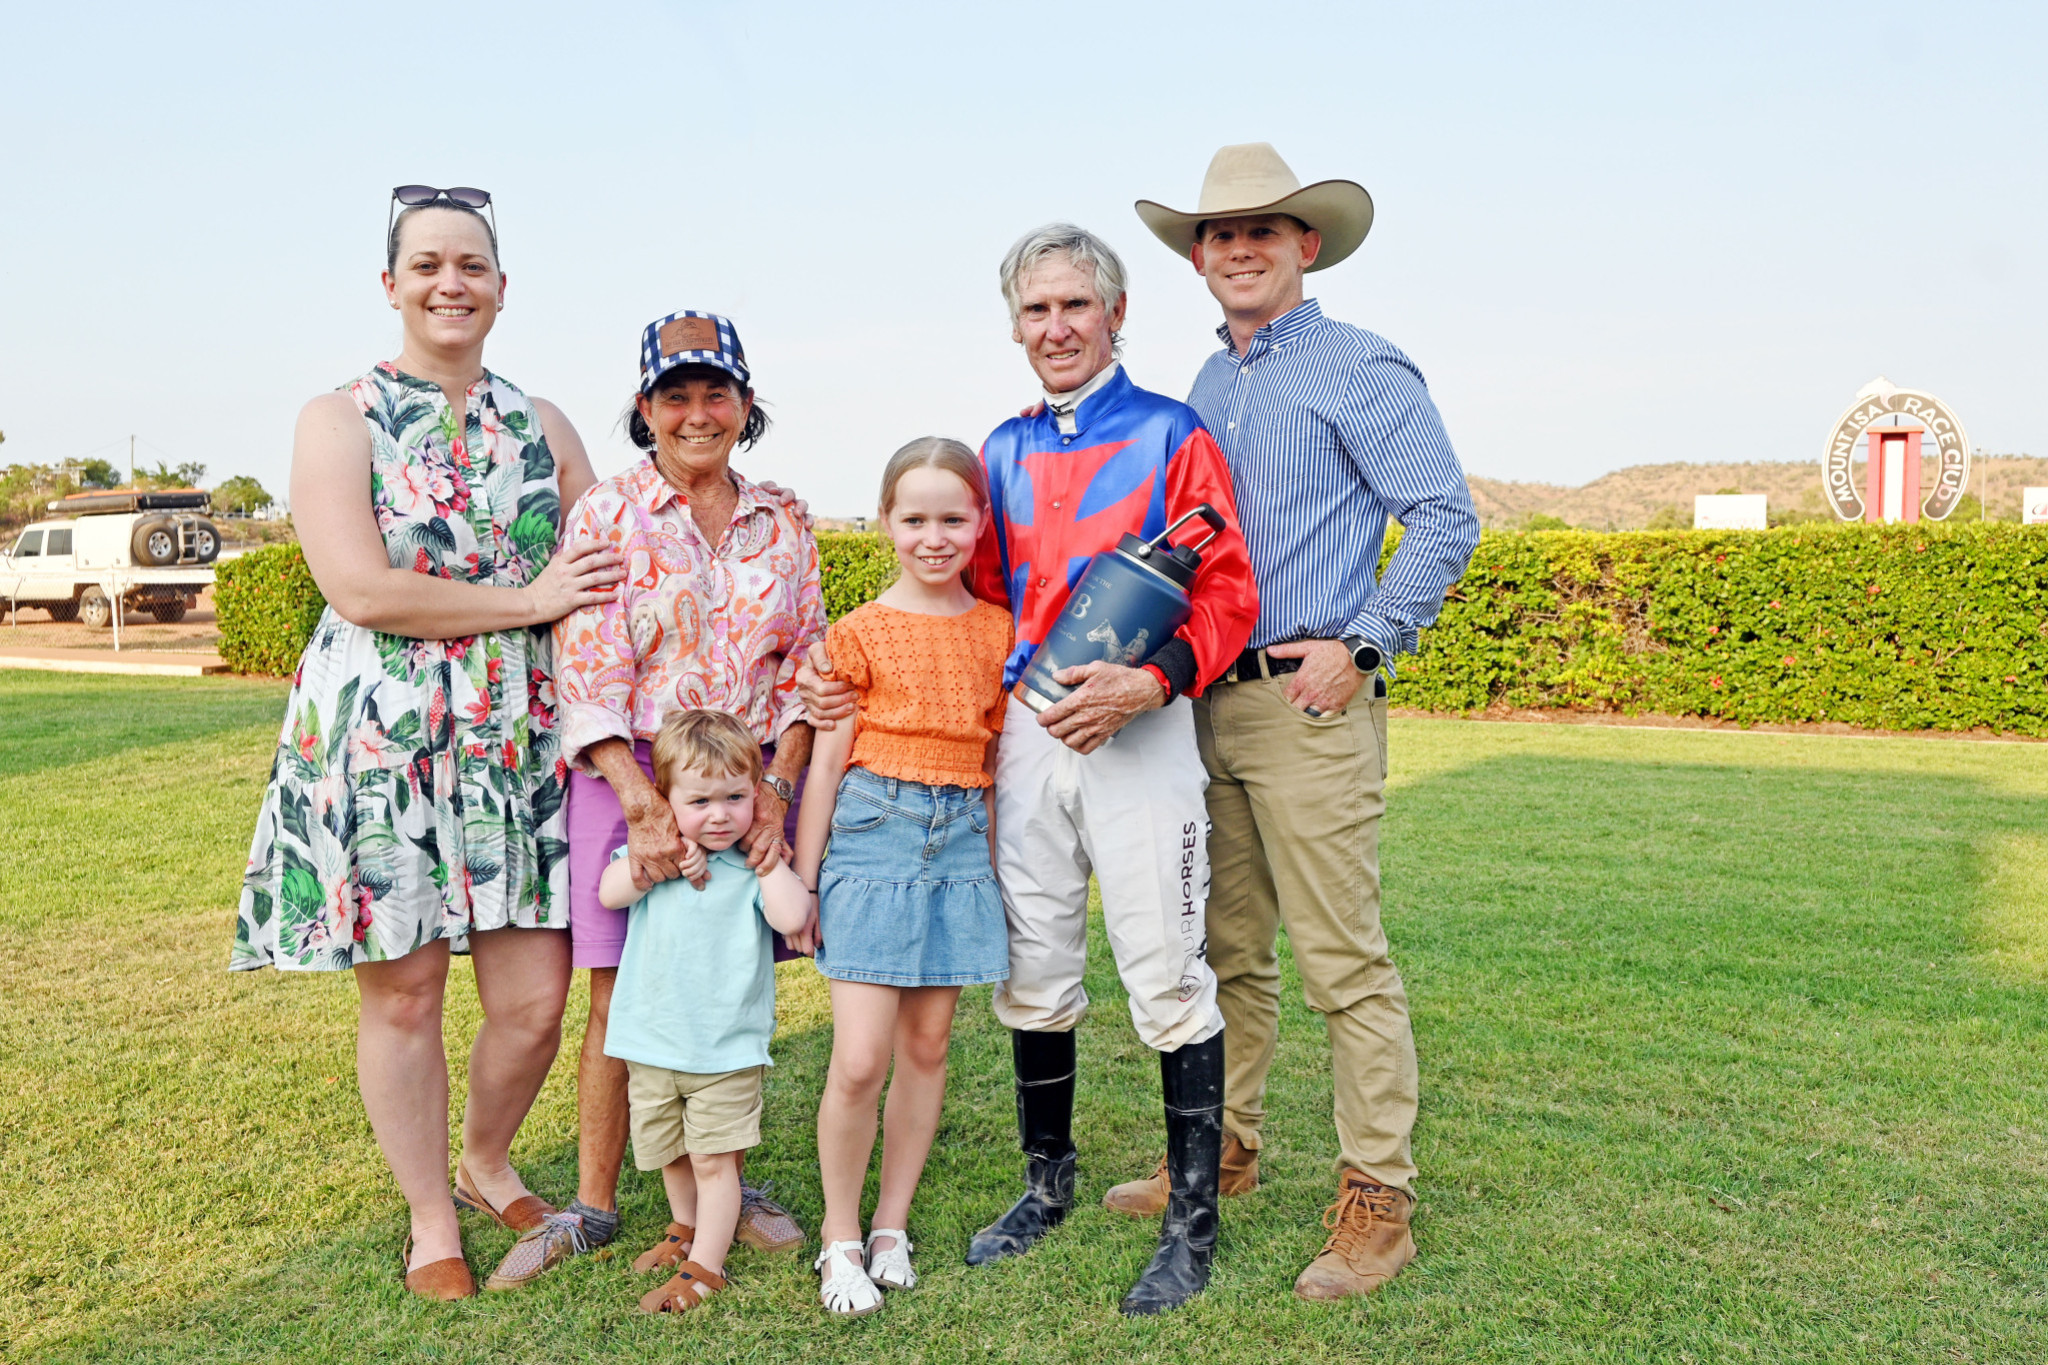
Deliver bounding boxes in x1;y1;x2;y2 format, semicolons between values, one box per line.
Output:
625;1061;765;1169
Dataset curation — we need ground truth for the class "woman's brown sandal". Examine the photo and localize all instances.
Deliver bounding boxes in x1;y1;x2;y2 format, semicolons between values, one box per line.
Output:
638;1259;728;1314
632;1223;696;1272
401;1234;476;1301
453;1161;555;1232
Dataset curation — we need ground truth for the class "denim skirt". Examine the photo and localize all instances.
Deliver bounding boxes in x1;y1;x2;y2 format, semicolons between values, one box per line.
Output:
816;767;1010;988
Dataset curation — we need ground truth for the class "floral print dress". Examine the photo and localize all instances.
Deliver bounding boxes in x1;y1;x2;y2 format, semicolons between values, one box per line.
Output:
232;364;569;971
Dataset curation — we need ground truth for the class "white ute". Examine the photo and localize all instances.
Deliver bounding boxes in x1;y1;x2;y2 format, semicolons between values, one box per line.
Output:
1;489;221;628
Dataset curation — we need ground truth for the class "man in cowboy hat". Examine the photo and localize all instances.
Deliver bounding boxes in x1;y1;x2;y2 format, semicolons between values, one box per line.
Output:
1106;143;1480;1301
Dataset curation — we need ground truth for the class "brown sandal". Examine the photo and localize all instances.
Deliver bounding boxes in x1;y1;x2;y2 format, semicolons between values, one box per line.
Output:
632;1222;697;1272
453;1161;555;1232
401;1234;476;1301
638;1259;728;1313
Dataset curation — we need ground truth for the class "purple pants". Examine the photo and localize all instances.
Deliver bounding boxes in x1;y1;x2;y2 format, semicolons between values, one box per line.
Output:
566;739;805;970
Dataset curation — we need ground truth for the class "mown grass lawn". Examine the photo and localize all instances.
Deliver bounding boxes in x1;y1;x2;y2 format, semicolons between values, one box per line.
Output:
2;671;2045;1364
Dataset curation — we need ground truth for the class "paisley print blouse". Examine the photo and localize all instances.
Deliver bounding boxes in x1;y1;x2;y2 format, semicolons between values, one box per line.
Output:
553;458;825;769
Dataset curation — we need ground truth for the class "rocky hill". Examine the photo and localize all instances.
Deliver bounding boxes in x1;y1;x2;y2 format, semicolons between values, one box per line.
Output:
1468;457;2048;529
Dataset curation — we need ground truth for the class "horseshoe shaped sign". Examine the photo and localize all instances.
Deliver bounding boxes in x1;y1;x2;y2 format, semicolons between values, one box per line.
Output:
1821;377;1972;522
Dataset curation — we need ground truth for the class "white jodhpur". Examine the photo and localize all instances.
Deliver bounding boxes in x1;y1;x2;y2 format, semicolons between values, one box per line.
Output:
989;696;1224;1052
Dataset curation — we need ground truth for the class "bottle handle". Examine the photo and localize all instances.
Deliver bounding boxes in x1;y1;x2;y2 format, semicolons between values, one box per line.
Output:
1153;503;1226;555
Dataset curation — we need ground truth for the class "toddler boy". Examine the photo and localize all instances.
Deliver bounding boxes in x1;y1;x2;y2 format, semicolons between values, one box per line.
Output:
598;708;811;1314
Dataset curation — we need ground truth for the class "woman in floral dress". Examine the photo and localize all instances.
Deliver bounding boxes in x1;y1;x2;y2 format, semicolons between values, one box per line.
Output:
232;193;625;1299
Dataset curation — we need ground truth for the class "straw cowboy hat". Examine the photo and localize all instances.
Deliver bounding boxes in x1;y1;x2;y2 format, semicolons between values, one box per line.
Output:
1134;143;1373;272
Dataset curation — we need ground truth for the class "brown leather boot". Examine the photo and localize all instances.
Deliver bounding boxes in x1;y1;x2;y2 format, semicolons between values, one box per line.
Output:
1102;1132;1260;1217
1292;1168;1415;1300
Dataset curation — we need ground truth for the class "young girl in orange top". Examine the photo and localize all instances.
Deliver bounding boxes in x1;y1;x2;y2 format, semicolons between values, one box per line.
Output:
793;437;1012;1316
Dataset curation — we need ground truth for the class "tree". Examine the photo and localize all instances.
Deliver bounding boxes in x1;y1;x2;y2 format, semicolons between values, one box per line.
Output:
77;458;120;489
1645;504;1687;530
136;459;207;491
213;475;274;516
1517;512;1571;531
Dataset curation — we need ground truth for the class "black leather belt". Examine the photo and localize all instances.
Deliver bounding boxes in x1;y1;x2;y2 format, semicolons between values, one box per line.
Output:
1218;647;1303;685
1217;645;1390;699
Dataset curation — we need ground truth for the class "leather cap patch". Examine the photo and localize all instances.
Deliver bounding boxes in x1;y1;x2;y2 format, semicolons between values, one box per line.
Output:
659;317;721;356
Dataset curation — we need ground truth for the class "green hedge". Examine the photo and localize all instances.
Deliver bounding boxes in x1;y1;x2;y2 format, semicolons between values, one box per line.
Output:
1397;523;2048;735
217;532;905;677
817;531;899;620
214;544;327;677
220;524;2046;735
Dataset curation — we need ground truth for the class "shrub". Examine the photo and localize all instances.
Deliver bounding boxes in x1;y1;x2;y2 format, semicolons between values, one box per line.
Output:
1394;522;2048;735
216;525;2048;734
818;531;898;620
215;544;326;677
217;533;905;678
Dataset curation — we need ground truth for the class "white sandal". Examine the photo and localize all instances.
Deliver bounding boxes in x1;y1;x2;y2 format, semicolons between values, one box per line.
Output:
815;1239;884;1316
865;1228;916;1290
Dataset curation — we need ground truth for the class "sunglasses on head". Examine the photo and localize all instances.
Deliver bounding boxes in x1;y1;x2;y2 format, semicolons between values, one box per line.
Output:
386;185;497;246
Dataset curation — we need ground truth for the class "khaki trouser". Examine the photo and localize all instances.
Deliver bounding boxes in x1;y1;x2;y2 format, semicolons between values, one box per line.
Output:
1195;675;1418;1193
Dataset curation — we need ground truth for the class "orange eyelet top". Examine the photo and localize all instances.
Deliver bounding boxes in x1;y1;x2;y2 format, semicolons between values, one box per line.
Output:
826;600;1014;788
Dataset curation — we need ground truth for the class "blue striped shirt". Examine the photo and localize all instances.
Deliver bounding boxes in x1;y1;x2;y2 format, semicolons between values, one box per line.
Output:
1186;299;1479;673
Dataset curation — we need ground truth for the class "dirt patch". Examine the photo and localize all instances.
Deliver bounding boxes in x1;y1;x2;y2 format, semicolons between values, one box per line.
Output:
1;587;222;652
1388;703;2046;745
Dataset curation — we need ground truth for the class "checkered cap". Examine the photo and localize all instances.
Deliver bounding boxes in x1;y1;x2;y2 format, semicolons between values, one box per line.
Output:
639;309;749;393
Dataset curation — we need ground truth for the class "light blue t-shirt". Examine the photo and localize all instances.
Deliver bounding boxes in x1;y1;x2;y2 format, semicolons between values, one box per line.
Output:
603;846;775;1075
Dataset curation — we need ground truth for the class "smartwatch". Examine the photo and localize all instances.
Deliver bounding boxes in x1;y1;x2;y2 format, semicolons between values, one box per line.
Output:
761;774;795;804
1342;636;1383;676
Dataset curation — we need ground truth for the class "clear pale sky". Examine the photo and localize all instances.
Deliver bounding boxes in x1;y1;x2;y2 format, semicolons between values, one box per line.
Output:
2;1;2041;515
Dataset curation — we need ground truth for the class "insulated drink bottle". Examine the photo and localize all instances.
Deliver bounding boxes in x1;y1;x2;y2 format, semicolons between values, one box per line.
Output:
1014;505;1227;713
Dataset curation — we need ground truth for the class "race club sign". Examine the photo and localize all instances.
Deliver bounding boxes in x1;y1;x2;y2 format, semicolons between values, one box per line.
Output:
1821;376;1971;523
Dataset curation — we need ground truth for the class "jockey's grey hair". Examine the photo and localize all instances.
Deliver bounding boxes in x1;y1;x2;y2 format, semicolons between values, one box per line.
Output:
998;222;1129;336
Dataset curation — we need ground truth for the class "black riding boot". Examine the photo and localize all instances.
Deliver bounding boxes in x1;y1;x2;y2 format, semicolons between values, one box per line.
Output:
1119;1029;1225;1315
965;1029;1077;1266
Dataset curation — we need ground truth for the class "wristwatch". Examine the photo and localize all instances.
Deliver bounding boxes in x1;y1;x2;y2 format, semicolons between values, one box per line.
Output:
1342;636;1383;675
761;774;794;803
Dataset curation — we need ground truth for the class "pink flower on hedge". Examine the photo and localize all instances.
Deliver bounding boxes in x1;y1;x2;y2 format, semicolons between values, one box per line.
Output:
1781;655;1796;666
1710;675;1723;689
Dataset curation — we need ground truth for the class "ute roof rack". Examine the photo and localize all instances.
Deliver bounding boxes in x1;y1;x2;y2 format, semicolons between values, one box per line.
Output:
46;488;212;515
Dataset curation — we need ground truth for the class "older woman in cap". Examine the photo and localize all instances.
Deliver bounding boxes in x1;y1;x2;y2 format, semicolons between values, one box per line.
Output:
549;310;825;1261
